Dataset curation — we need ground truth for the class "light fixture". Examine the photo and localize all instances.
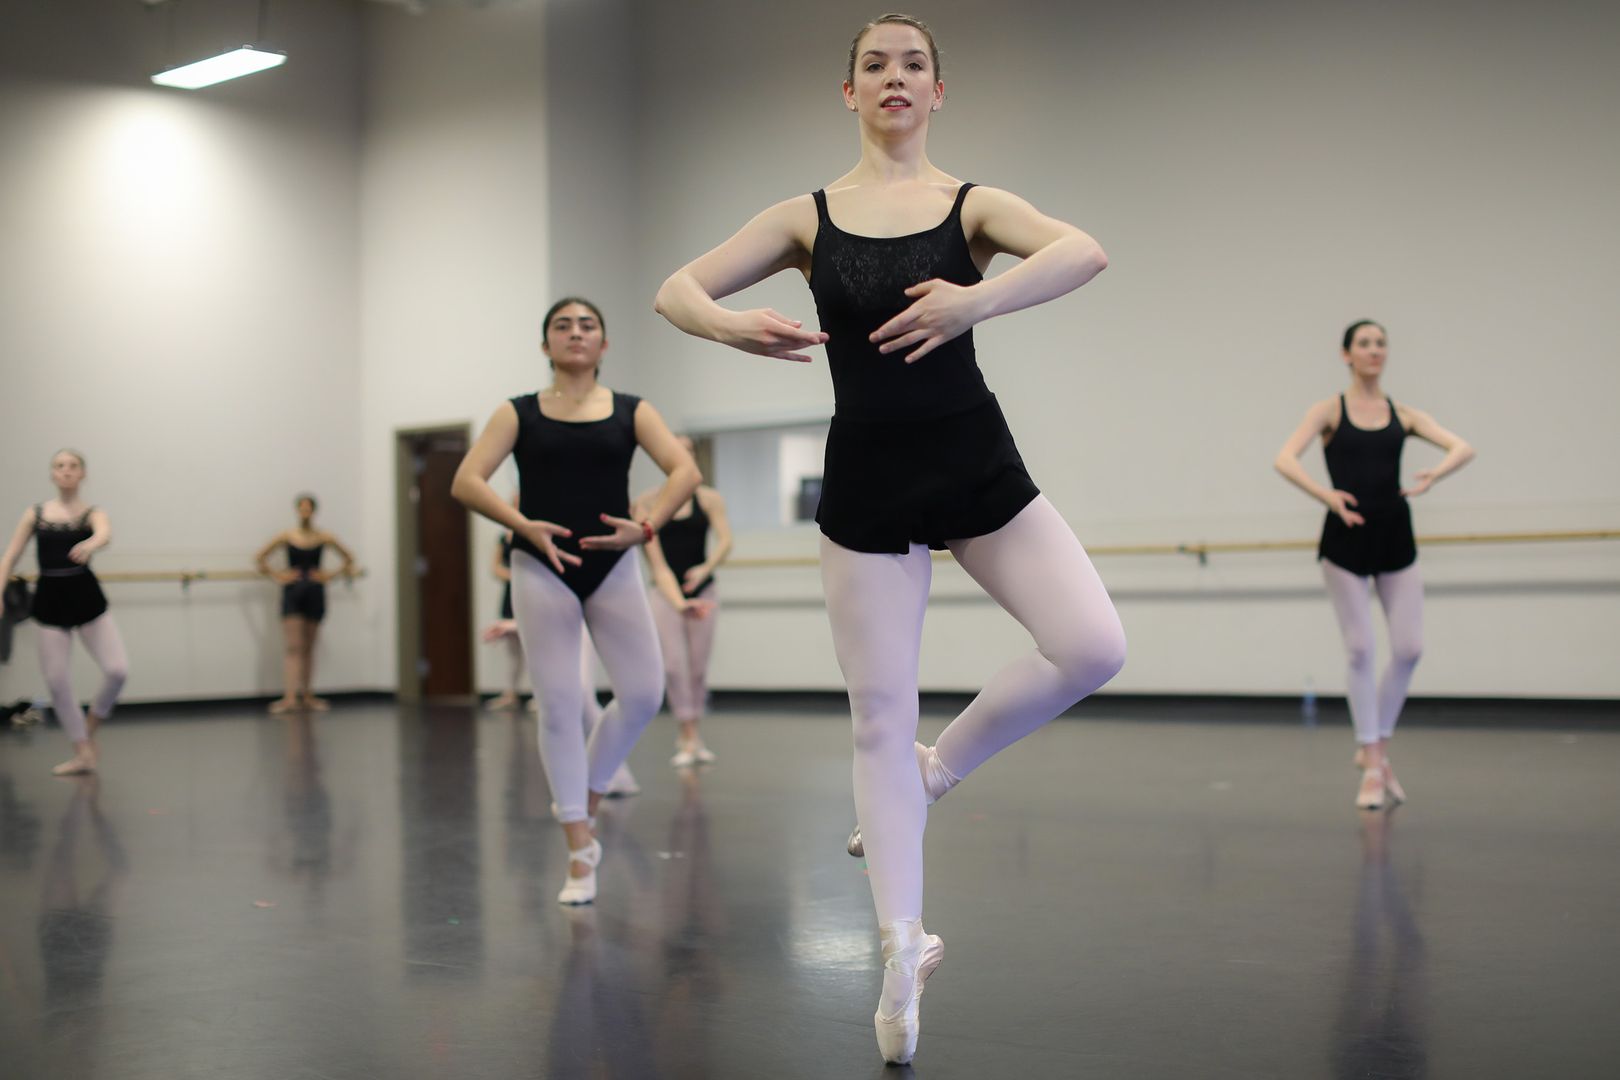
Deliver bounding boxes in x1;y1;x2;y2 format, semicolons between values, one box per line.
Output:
151;46;285;90
148;0;284;90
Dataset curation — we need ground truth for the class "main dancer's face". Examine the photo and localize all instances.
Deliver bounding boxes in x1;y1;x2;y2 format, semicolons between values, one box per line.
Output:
296;498;316;524
843;24;942;133
1343;326;1388;378
50;453;84;490
543;303;607;375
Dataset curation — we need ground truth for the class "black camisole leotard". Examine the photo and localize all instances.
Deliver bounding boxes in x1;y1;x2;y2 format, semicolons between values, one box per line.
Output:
659;497;714;597
1317;394;1417;576
509;391;641;602
807;182;1039;554
282;541;327;622
30;507;109;629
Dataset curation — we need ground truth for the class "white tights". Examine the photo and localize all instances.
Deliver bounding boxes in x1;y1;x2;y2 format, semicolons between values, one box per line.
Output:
820;496;1126;924
510;549;663;823
650;583;718;721
37;614;129;744
1321;561;1423;745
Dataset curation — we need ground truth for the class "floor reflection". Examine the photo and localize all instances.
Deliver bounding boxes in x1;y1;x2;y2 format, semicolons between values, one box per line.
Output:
1334;810;1428;1079
399;705;484;978
0;767;43;866
38;777;127;1073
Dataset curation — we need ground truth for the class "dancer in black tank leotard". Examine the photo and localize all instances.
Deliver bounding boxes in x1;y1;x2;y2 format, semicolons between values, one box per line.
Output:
0;450;128;776
452;297;699;905
637;440;733;767
1276;320;1475;810
654;15;1124;1064
255;494;358;714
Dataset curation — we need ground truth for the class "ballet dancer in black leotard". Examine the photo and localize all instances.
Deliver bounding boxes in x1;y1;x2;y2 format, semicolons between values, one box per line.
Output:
0;450;128;776
452;297;699;905
255;494;358;714
636;440;733;767
654;15;1124;1064
1275;320;1473;810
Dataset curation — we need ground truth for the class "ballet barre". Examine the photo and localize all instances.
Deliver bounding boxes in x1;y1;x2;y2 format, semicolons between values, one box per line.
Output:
724;528;1620;569
10;569;367;586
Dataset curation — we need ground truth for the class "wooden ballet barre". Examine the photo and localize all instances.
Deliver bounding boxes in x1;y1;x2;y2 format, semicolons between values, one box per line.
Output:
723;528;1620;569
11;568;367;585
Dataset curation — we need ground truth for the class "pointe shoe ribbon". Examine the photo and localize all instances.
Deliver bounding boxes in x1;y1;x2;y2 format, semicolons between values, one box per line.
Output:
557;837;602;905
848;743;960;857
874;919;945;1065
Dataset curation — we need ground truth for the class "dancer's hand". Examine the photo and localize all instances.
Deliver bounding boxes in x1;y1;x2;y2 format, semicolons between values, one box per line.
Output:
682;597;716;620
682;565;710;594
67;541;94;564
274;569;301;585
719;308;827;363
1327;490;1364;527
518;519;580;574
871;279;988;363
580;514;647;552
481;620;518;643
1401;470;1435;498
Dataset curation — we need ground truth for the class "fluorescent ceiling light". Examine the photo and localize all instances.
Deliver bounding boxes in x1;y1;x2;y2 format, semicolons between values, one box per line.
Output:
152;47;286;90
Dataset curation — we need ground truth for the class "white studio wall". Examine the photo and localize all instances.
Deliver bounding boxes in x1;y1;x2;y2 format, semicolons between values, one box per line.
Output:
0;0;368;705
592;0;1620;697
357;0;550;694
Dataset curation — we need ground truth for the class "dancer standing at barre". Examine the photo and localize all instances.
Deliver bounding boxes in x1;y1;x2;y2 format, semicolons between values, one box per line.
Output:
255;494;358;714
1275;319;1474;810
452;297;699;904
654;14;1124;1063
0;450;128;775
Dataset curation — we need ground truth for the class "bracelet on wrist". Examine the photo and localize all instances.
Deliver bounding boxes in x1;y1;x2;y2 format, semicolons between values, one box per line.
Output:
639;520;654;545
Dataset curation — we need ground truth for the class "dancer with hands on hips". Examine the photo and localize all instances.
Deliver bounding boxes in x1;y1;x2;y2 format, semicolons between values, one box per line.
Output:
655;13;1124;1065
1275;319;1474;810
452;297;699;905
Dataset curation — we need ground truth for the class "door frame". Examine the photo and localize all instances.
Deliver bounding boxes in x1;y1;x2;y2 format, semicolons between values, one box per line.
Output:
394;422;474;702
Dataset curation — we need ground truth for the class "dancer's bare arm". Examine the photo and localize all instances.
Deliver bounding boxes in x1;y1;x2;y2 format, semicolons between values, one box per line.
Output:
582;402;701;551
1398;404;1475;497
452;403;579;574
1275;399;1364;526
0;508;36;582
871;187;1109;363
654;197;829;363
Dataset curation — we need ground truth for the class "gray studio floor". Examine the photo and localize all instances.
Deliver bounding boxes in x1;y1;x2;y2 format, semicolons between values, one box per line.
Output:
1;698;1617;1079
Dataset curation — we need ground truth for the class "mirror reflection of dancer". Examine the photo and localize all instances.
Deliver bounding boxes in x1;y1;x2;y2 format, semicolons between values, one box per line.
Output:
636;441;733;767
453;297;699;905
1275;320;1474;810
0;450;128;776
654;15;1125;1064
255;494;358;714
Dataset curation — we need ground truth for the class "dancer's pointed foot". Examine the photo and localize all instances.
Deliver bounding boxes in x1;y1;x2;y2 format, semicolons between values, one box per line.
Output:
874;919;944;1065
557;837;602;905
52;743;97;776
268;696;301;714
1381;758;1407;805
301;695;330;712
1355;767;1386;811
488;691;521;711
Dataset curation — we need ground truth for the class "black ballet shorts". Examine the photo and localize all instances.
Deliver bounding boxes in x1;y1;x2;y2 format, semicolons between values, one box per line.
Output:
816;394;1041;554
281;579;327;622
